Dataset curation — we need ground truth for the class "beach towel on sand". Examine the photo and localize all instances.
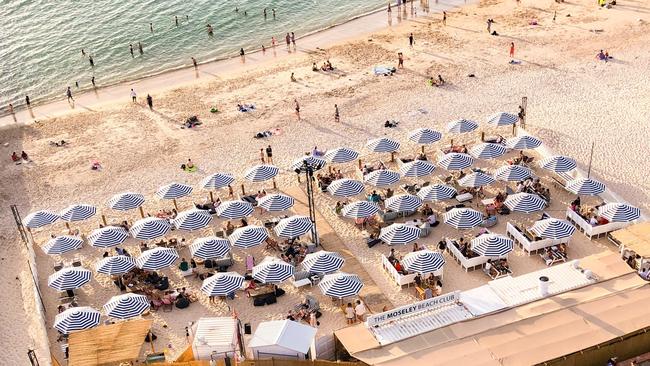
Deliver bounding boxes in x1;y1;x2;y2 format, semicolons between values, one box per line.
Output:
374;66;396;76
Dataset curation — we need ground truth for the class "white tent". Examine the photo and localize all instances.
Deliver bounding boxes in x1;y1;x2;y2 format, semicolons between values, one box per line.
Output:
248;320;317;360
192;317;239;360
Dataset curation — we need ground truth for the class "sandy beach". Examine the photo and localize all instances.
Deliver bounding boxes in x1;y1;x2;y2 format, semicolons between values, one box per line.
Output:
2;0;650;364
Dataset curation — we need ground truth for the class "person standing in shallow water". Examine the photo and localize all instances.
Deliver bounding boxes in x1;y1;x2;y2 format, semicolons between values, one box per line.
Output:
25;95;31;107
66;87;74;102
175;16;179;26
129;44;134;57
146;94;153;110
150;22;153;32
89;55;94;67
138;42;143;55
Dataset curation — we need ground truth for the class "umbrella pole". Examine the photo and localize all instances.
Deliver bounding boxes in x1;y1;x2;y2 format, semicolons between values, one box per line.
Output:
272;178;277;190
149;330;155;353
358;159;362;170
241;184;246;196
390;152;395;162
209;191;214;203
421;146;425;154
173;199;178;211
65;222;70;230
139;206;145;218
101;214;107;226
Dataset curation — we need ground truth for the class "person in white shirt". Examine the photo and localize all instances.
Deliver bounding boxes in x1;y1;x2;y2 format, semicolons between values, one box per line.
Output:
345;303;355;324
355;300;367;322
589;216;598;226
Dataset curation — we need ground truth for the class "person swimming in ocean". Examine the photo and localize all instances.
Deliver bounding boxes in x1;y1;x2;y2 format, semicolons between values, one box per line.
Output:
207;24;214;36
89;55;94;67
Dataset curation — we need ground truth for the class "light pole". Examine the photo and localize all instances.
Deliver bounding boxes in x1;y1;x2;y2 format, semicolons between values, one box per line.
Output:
296;159;320;245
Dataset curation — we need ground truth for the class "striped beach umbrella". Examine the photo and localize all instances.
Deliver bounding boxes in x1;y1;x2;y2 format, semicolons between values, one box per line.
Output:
201;173;235;190
229;225;268;248
107;192;145;211
23;210;60;228
201;272;245;297
60;204;96;222
103;294;150;319
469;143;507;160
364;170;401;187
130;217;171;240
136;247;179;270
539;156;577;173
244;165;279;182
471;234;514;257
274;215;313;238
54;307;101;334
291;156;327;172
447;119;478;134
458;172;496;188
95;255;136;276
493;165;532;182
380;223;421;245
409;128;442;144
302;251;345;274
341;201;379;219
327;179;365;197
172;209;213;231
252;257;295;284
399;160;436;178
402;250;445;274
43;235;83;255
487;112;518;126
506;135;542;150
48;267;92;291
530;218;576;239
504;193;547;213
566;178;606;196
417;184;457;201
190;236;230;259
88;226;129;248
438;153;474;171
598;203;641;223
215;201;254;220
443;208;483;229
156;183;193;199
319;272;363;299
385;194;423;212
324;147;359;164
257;194;295;212
366;137;400;153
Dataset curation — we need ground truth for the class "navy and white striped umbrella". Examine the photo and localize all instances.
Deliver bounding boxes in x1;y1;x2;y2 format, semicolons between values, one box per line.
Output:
402;250;445;274
257;194;295;212
291;156;327;171
458;172;496;188
364;170;401;187
48;267;92;291
95;255;136;275
23;210;60;228
172;209;213;231
215;201;254;220
471;234;514;257
539;156;577;173
487;112;518;126
366;137;400;153
302;251;345;274
130;217;171;240
60;204;96;222
274;215;313;238
443;208;483;229
438;153;474;171
43;235;83;255
253;257;295;284
54;307;101;334
493;165;532;182
201;173;235;190
566;178;606;196
380;223;421;245
469;143;507;160
136;247;179;270
244;164;279;182
385;194;422;212
229;225;268;248
409;128;442;144
504;193;547;213
324;147;359;164
530;218;576;239
190;236;231;259
103;294;150;319
327;179;365;197
505;135;542;150
319;272;363;299
88;226;129;248
417;184;457;201
201;272;245;296
107;192;145;211
399;160;436;178
447;119;478;134
156;183;193;199
341;201;379;219
598;203;641;222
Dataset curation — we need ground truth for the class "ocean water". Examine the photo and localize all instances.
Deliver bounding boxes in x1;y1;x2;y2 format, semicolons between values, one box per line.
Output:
0;0;387;107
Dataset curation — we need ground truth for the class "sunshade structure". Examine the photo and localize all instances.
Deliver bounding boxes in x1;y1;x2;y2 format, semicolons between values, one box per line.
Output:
504;193;547;213
402;250;445;274
88;226;129;248
215;200;254;220
252;257;295;284
156;183;193;210
341;201;379;219
327;178;365;197
48;267;92;291
43;235;83;255
200;272;245;297
257;194;295;212
486;112;518;126
399;160;436;178
229;225;268;248
54;307;101;334
443;208;483;229
245;165;279;182
493;165;532;182
319;272;363;299
189;236;230;260
380;223;421;245
60;204;97;222
469;143;507;160
409;128;442;144
385;194;423;212
172;208;213;231
302;251;345;274
201;173;235;190
470;234;514;257
291;156;327;171
538;155;577;173
95;255;137;276
566;178;606;196
438;153;474;171
366;137;400;153
598;203;641;222
505;135;542;150
23;210;60;229
136;247;179;270
103;294;150;319
458;172;496;188
107;192;145;215
129;217;171;240
530;218;576;239
274;215;313;238
447;119;478;134
324;147;359;164
363;170;401;187
417;184;457;201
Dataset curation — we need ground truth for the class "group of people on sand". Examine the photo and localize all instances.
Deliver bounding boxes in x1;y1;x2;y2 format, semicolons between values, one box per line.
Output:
312;60;334;72
344;299;367;324
11;151;30;163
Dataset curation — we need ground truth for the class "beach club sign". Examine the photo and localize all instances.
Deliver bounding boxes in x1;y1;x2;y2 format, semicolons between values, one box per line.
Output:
366;291;460;327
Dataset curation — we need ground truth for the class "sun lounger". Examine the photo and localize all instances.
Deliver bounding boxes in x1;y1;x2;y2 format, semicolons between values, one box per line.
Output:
373;66;396;76
456;192;473;203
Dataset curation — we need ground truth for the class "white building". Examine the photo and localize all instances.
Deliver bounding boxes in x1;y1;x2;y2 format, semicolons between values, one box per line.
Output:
248;320;317;360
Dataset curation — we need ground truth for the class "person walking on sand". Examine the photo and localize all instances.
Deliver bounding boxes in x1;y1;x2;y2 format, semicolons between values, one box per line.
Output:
388;3;392;13
509;42;515;58
266;145;273;164
260;148;265;163
138;42;143;55
443;11;447;25
334;104;340;123
66;87;74;102
487;19;492;33
294;99;301;121
240;48;245;58
91;76;96;87
129;44;134;57
192;57;198;68
8;103;14;114
291;32;296;47
285;33;291;48
25;95;31;107
408;33;414;47
272;37;277;46
398;52;404;68
146;94;153;110
130;89;137;103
